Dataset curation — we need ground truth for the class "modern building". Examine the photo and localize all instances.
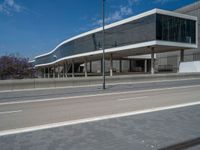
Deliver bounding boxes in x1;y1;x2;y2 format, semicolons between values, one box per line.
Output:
157;1;200;73
33;8;197;78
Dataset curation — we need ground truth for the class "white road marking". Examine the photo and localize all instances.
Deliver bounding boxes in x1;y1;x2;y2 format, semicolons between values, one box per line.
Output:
0;101;199;136
0;84;200;106
117;96;149;101
0;110;22;115
0;77;199;93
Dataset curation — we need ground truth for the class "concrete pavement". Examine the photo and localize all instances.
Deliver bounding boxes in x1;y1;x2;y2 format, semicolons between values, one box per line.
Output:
0;82;200;132
1;78;200;103
0;78;200;149
0;103;200;150
1;73;200;91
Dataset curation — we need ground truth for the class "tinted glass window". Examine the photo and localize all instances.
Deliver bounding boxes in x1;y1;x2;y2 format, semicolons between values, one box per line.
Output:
156;14;196;44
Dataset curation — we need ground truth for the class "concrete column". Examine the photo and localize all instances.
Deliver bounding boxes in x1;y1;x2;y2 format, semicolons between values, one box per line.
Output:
129;59;132;72
62;63;65;78
58;64;60;78
53;65;55;78
119;59;122;73
48;67;50;78
110;54;113;76
35;68;37;78
144;59;147;73
151;48;155;74
90;61;92;73
43;67;46;78
72;62;75;78
35;68;38;78
180;49;184;62
84;61;88;77
62;62;65;78
65;61;68;78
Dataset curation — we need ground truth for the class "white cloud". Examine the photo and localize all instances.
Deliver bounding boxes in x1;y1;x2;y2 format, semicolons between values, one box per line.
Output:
0;0;22;15
104;0;176;24
94;4;133;26
106;6;133;22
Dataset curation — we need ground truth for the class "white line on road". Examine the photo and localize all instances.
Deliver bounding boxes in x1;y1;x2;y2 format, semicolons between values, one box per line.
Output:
0;84;200;106
117;96;149;101
0;110;22;115
0;101;199;136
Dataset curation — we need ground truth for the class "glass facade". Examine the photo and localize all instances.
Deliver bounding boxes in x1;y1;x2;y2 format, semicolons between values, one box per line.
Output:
35;12;196;66
156;14;196;43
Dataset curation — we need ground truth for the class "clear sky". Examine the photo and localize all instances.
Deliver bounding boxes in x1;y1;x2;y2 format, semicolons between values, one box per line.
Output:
0;0;198;60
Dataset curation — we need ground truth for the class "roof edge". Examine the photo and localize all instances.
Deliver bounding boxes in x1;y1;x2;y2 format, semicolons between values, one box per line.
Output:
34;8;197;60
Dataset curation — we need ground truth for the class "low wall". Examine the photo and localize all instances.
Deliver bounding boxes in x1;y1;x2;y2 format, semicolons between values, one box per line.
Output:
179;61;200;73
0;73;200;91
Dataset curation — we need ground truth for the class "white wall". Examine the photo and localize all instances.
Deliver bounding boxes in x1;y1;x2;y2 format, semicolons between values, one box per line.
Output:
179;61;200;73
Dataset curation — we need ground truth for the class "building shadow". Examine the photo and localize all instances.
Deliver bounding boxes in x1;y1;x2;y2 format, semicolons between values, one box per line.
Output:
159;137;200;150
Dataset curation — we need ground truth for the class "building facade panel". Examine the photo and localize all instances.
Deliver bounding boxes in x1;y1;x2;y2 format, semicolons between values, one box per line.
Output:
157;2;200;72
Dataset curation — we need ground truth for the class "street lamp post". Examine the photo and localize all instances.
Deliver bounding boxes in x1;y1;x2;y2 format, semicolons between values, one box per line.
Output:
102;0;106;89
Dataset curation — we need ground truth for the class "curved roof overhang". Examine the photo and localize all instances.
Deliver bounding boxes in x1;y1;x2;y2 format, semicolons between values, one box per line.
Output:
34;8;198;67
35;40;197;67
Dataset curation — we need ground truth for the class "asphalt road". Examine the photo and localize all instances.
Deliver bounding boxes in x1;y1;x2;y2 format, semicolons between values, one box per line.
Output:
0;78;200;132
0;78;200;150
0;103;200;150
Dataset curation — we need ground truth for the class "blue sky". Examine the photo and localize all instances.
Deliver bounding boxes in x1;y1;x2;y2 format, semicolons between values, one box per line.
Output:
0;0;197;59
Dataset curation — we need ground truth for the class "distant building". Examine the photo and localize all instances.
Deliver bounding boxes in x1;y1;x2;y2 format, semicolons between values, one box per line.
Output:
33;8;197;78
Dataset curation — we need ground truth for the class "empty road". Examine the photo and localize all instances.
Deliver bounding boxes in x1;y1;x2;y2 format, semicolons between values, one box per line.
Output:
0;78;200;132
0;78;200;149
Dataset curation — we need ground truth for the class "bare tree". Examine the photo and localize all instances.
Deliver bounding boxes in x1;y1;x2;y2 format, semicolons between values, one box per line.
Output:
0;55;35;80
